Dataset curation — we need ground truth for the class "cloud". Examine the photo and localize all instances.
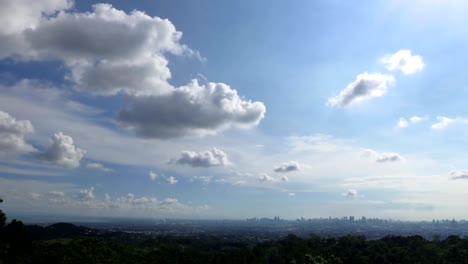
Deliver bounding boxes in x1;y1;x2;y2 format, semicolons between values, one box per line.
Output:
257;173;274;182
431;116;468;130
171;147;230;167
48;191;65;197
286;134;352;153
36;132;85;168
0;110;35;154
343;189;359;198
78;186;95;201
118;80;266;139
0;4;266;139
281;175;289;182
328;72;395;107
381;50;424;75
86;162;112;172
46;190;66;204
397;118;409;128
288;192;296;196
0;0;72;35
190;176;212;184
397;115;428;128
450;170;468;180
5;180;210;217
0;3;192;96
361;149;403;163
273;161;301;173
166;176;178;185
148;170;158;181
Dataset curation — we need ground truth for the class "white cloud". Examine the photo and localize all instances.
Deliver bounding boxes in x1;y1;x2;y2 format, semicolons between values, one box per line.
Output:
48;190;65;197
361;149;403;163
0;0;72;35
0;4;266;139
166;176;178;185
273;161;301;173
0;110;35;155
148;170;158;181
171;147;230;167
288;192;296;196
397;118;409;128
86;162;112;172
286;134;352;153
1;178;209;217
450;170;468;180
257;173;274;182
328;72;395;107
281;175;289;182
0;3;191;96
343;189;359;198
190;175;212;184
118;80;266;139
431;116;468;130
397;115;428;128
381;50;424;75
36;132;85;168
78;186;95;201
409;116;426;123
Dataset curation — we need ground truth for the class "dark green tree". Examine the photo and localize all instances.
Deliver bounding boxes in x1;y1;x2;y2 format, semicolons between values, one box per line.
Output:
0;199;5;228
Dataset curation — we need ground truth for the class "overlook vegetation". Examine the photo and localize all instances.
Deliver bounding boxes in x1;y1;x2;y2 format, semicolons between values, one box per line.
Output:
1;201;468;263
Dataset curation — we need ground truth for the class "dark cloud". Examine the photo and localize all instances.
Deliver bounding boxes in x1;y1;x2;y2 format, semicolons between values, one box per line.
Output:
118;80;266;139
273;161;301;173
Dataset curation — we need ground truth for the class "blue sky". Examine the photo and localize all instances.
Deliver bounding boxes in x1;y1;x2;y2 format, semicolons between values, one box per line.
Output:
1;0;468;221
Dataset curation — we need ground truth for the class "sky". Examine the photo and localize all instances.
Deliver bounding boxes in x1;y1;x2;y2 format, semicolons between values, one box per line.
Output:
1;0;468;221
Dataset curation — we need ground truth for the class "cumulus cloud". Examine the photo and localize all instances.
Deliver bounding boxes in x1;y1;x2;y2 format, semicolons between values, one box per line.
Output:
0;0;72;35
273;161;301;173
0;3;266;139
431;116;468;130
148;170;158;181
78;186;95;201
171;147;230;167
381;50;424;75
0;3;190;96
450;170;468;180
36;132;85;168
361;149;403;163
26;187;209;216
257;173;274;182
328;72;395;107
166;176;177;185
118;80;266;139
397;115;428;128
343;189;359;198
0;110;35;154
86;162;112;172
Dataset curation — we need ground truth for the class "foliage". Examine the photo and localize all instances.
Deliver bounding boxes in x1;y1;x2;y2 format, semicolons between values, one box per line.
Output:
1;203;468;263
